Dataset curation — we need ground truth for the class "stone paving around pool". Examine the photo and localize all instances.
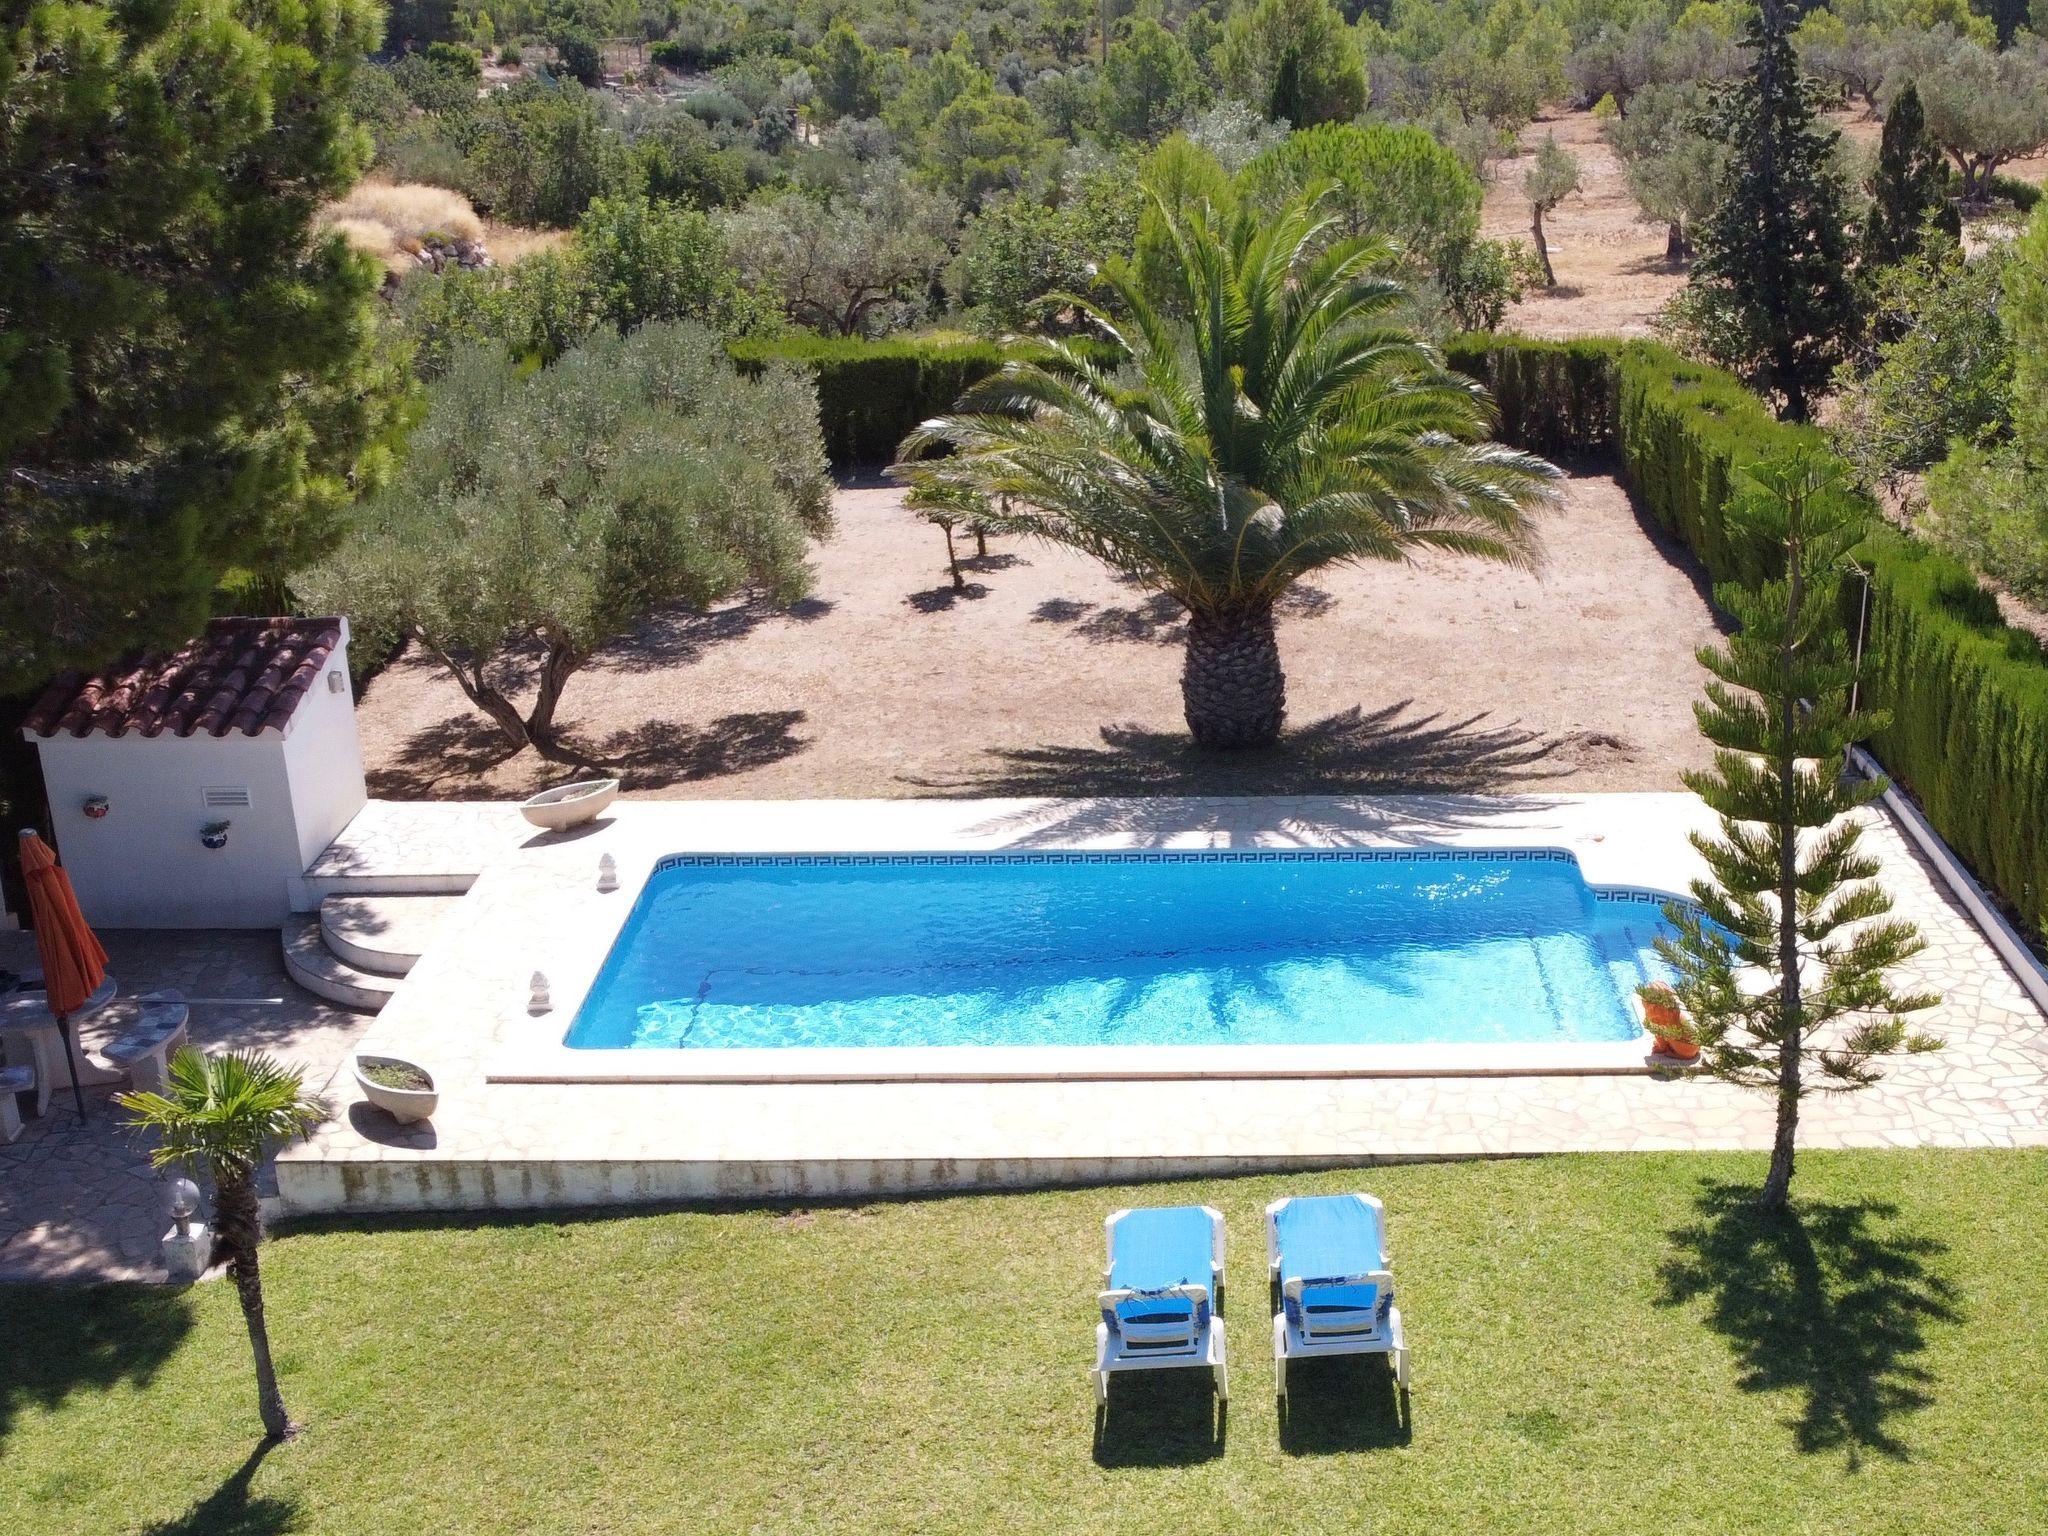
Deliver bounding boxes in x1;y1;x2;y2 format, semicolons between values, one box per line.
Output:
5;790;2046;1281
278;792;2048;1215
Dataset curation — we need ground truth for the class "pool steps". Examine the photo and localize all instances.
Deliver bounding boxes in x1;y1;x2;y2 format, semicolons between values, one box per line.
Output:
281;894;461;1013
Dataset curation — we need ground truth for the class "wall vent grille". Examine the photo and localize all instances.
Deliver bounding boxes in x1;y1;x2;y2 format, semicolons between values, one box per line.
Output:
201;786;252;810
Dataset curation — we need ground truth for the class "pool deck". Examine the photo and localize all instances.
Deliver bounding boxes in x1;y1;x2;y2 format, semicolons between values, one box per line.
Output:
274;791;2048;1216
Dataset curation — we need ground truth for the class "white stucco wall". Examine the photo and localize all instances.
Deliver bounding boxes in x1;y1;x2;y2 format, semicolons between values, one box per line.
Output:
27;634;369;929
281;645;370;872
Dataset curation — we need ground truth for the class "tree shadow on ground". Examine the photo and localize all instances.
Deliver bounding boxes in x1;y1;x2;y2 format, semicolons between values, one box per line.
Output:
1276;1355;1411;1455
138;1445;296;1536
1031;585;1335;647
905;583;990;612
1091;1372;1226;1467
1657;1181;1961;1466
902;700;1573;805
589;711;809;790
959;551;1025;573
590;595;835;676
0;1284;194;1449
366;712;520;797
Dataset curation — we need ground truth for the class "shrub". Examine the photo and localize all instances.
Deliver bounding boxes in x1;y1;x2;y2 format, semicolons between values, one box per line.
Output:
726;335;1011;466
1441;334;1619;457
1855;528;2048;935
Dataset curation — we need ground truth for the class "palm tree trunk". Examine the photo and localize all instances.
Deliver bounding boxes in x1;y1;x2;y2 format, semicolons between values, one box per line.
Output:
1182;605;1285;749
213;1168;295;1439
942;524;964;590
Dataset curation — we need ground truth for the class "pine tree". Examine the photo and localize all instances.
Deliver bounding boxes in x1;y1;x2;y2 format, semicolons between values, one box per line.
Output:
1;0;389;691
1861;82;1961;273
1658;451;1941;1211
1692;2;1858;422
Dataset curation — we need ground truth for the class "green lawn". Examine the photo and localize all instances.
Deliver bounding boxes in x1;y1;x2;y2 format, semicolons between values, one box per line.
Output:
5;1151;2047;1535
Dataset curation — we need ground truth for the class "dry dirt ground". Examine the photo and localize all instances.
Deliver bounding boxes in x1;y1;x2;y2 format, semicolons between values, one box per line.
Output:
1482;108;1686;340
355;473;1726;803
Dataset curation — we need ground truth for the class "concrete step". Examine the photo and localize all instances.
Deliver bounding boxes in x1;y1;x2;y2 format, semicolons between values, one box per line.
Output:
318;894;460;977
281;918;397;1013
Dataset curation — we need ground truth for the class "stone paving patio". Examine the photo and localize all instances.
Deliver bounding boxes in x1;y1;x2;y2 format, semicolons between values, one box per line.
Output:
0;930;368;1283
282;792;2048;1215
7;790;2047;1282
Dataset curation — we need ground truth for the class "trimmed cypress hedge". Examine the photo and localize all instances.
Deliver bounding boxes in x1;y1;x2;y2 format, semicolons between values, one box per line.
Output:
1448;332;2048;938
727;336;1011;468
1442;335;1621;457
1856;530;2048;934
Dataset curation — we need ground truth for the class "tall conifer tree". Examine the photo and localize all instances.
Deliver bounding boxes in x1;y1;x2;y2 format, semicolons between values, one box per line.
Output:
1692;2;1857;422
1659;453;1940;1210
1861;81;1961;272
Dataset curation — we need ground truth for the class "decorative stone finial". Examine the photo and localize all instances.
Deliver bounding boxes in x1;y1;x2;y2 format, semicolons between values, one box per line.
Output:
529;971;551;1012
598;852;619;892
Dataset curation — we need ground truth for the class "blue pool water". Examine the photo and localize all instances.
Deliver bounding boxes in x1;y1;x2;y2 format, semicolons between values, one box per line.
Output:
565;850;1681;1052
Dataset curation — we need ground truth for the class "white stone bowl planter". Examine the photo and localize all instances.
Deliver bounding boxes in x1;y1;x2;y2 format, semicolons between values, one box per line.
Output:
352;1053;438;1124
519;778;619;832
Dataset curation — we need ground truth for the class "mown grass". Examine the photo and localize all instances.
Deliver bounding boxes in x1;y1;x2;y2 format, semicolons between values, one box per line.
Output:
4;1151;2046;1535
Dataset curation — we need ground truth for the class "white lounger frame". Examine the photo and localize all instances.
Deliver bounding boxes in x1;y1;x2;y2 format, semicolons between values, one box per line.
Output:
1265;1193;1410;1400
1091;1204;1229;1403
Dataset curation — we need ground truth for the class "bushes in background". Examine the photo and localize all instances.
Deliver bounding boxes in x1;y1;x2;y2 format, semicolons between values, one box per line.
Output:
1448;332;2048;938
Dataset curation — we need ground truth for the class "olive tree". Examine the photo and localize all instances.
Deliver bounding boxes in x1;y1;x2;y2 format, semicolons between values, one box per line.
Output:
1523;135;1581;287
303;324;831;758
722;164;957;336
1605;81;1729;262
1910;36;2048;199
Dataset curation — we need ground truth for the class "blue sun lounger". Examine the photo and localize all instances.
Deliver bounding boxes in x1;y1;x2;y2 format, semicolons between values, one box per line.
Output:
1092;1204;1228;1404
1266;1192;1408;1400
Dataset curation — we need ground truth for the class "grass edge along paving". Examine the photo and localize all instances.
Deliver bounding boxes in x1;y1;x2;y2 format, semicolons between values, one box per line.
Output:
3;1149;2046;1535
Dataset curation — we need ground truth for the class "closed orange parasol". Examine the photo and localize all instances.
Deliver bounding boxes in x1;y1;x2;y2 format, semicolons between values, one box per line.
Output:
18;830;109;1117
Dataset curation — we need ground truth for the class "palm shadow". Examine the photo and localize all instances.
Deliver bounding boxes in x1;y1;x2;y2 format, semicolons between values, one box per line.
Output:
1657;1181;1961;1466
1090;1371;1227;1467
1276;1355;1412;1455
902;701;1572;802
0;1284;195;1449
138;1444;297;1536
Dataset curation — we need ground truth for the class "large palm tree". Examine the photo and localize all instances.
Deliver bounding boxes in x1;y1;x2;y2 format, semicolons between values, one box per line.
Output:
119;1048;325;1440
900;192;1562;748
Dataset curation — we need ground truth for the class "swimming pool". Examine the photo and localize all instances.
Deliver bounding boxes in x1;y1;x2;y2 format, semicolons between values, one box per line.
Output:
564;849;1678;1053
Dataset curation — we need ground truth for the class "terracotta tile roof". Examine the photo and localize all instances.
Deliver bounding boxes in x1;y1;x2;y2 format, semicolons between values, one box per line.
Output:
21;618;346;740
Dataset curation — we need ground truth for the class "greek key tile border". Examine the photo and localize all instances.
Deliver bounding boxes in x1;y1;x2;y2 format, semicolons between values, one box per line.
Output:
654;847;1583;875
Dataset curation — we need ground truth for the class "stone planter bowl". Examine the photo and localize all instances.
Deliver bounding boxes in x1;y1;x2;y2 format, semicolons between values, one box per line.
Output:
352;1053;438;1125
519;778;620;832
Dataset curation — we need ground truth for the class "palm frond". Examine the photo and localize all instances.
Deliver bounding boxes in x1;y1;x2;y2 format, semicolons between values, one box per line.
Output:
894;189;1561;612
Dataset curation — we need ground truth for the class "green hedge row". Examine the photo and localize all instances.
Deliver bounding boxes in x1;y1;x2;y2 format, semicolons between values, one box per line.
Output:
1855;530;2048;934
1443;335;1621;458
1449;333;2048;937
727;336;1012;468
